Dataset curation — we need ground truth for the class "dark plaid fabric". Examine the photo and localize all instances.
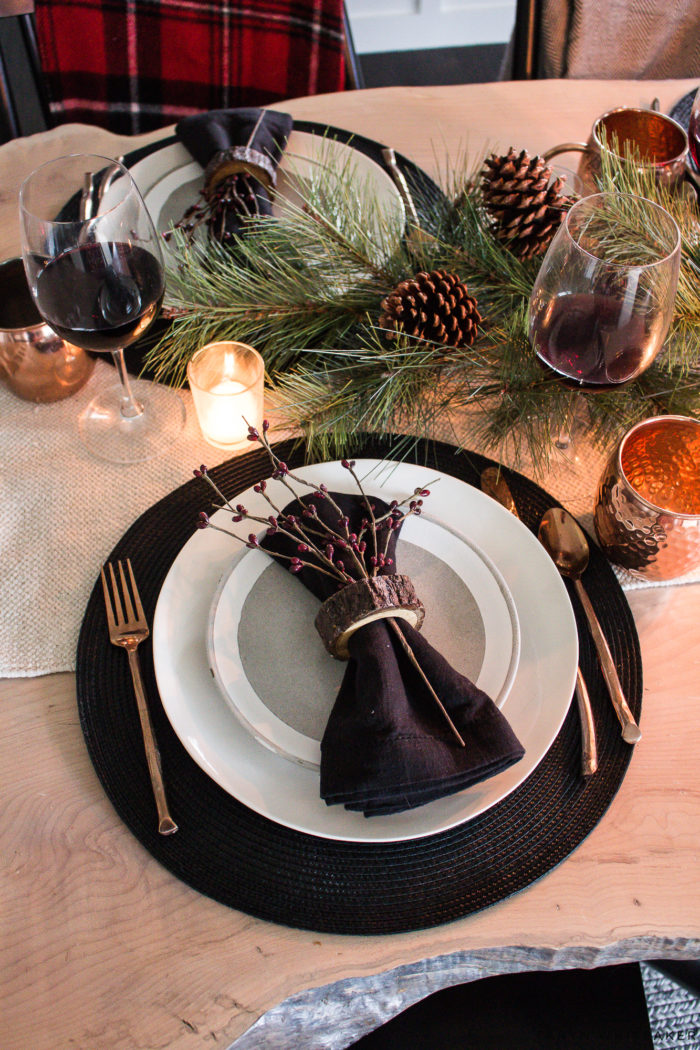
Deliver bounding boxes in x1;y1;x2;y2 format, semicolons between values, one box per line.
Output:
34;0;346;135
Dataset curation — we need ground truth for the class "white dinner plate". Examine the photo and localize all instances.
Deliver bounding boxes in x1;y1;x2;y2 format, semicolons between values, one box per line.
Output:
153;460;578;843
124;132;405;252
207;513;521;770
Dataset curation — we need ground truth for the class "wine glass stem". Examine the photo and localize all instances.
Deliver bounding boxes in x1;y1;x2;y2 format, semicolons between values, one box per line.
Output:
555;390;577;450
111;347;144;419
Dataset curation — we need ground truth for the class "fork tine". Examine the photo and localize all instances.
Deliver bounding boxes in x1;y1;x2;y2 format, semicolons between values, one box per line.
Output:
100;565;116;631
125;558;146;623
118;560;136;623
108;562;124;625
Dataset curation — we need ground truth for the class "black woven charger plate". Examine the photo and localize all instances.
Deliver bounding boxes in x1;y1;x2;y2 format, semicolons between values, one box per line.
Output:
76;435;642;935
116;121;443;378
670;87;699;172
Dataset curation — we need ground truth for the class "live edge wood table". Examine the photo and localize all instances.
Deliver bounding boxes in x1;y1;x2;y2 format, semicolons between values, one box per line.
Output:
2;80;700;1050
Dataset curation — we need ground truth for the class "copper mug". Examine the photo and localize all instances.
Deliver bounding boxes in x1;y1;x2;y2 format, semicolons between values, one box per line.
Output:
0;256;94;402
544;107;689;191
594;415;700;580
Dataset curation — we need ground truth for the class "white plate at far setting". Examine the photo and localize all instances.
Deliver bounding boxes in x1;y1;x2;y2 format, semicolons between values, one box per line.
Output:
152;459;578;844
207;511;521;770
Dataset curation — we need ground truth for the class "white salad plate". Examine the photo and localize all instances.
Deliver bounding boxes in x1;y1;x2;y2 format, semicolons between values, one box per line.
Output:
152;459;578;843
207;512;521;770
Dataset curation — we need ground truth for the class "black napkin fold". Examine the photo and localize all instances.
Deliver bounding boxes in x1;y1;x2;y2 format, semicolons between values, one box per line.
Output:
176;108;293;241
261;490;525;817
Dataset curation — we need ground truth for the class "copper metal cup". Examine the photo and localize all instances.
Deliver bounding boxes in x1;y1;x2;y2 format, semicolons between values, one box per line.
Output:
594;415;700;580
0;256;95;402
544;106;689;191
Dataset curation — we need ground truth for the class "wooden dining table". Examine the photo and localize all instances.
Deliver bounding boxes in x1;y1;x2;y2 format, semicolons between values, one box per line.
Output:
2;78;700;1050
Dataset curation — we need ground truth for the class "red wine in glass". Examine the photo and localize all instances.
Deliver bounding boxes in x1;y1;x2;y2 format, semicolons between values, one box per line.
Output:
33;242;164;353
530;291;657;387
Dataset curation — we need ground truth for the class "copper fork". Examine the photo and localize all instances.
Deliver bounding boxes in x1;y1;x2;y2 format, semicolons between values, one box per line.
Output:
101;560;178;835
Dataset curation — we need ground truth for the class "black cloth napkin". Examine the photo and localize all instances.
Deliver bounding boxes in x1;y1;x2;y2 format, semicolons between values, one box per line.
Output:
176;108;293;241
261;490;525;816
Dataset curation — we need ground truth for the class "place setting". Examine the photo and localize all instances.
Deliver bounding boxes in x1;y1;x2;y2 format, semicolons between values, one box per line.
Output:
75;426;651;935
118;109;437;252
13;96;700;935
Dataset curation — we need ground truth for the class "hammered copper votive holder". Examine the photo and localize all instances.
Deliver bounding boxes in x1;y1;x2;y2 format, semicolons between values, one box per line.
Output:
0;256;94;402
594;416;700;580
544;106;689;193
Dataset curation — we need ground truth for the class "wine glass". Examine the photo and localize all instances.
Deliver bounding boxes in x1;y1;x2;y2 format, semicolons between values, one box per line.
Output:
19;153;185;463
529;191;681;389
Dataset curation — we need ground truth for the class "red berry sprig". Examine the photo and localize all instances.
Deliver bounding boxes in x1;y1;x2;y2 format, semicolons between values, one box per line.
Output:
194;423;438;586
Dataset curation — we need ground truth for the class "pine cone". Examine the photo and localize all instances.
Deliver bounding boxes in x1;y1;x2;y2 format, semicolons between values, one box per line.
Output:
379;270;481;351
480;147;571;261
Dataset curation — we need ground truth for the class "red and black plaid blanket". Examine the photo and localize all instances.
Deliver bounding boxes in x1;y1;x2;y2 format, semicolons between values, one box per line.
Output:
34;0;346;135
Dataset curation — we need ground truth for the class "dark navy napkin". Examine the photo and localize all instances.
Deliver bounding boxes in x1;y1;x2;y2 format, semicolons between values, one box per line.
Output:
262;491;525;817
176;108;293;241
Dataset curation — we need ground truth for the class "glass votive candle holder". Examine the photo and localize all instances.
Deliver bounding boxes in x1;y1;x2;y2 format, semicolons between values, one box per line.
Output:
594;415;700;580
187;341;264;451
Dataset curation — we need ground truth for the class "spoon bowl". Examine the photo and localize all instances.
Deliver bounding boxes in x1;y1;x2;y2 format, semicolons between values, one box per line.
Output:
538;508;590;579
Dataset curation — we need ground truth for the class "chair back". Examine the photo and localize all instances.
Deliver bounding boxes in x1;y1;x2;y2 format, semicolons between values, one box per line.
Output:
511;0;539;79
0;0;49;142
33;0;349;135
0;0;34;13
507;0;700;80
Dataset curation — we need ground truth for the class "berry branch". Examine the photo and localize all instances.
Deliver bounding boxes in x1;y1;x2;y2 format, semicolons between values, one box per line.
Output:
194;421;439;586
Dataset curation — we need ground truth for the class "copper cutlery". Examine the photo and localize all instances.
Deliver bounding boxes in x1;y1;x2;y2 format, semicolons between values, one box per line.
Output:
101;559;178;835
480;466;519;519
380;147;447;257
538;508;641;745
480;467;599;776
381;147;422;226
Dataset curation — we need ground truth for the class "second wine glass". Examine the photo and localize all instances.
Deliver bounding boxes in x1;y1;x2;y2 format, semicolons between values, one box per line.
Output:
19;153;185;463
529;191;681;389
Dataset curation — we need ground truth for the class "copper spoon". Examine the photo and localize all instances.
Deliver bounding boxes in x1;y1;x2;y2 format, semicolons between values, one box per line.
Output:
538;507;641;745
480;468;598;775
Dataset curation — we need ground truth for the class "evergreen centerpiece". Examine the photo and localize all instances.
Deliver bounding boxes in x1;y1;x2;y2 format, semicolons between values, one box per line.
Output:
146;138;700;470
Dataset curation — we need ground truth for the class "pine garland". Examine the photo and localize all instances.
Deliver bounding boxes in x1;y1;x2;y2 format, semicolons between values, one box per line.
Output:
144;139;700;470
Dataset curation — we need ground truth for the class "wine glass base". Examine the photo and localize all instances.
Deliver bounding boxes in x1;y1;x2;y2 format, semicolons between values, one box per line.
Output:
79;380;186;464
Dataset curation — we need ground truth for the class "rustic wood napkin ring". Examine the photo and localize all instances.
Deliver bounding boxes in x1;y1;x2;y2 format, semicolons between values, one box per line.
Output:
204;147;277;194
315;575;425;660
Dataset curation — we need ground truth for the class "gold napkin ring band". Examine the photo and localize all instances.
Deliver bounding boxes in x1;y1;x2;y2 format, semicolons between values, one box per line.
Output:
315;575;425;660
204;147;277;194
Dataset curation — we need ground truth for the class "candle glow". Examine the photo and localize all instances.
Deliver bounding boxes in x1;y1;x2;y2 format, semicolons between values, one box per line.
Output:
187;342;264;451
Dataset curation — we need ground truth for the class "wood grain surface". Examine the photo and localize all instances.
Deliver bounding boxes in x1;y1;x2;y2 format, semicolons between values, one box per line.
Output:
2;79;700;1050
